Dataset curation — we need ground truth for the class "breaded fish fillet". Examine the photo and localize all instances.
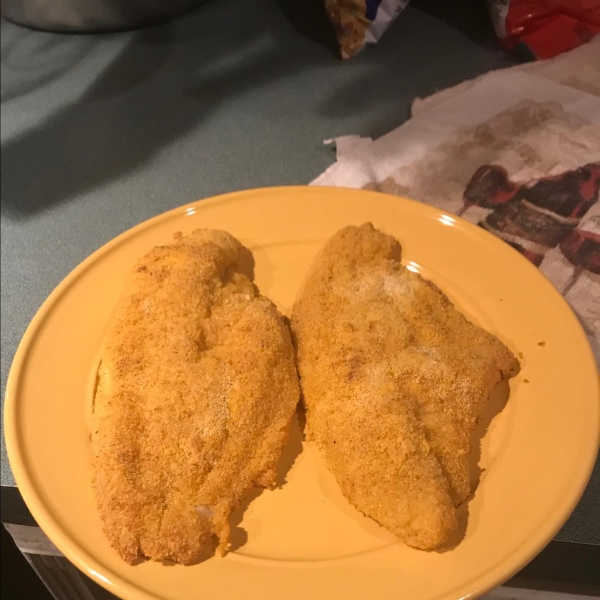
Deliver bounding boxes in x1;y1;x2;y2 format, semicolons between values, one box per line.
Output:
91;229;300;565
291;224;518;550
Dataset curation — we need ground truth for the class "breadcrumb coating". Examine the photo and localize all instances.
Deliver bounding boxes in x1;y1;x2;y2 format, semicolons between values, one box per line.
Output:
292;224;518;550
91;229;300;565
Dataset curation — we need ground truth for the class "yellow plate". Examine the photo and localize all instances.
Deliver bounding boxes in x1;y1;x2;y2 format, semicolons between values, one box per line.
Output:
5;187;599;600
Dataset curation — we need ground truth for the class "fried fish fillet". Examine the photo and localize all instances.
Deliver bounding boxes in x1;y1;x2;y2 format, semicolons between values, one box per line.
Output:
91;229;300;565
291;224;518;550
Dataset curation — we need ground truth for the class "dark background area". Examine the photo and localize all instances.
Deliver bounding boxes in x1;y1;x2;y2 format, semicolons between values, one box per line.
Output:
2;525;53;600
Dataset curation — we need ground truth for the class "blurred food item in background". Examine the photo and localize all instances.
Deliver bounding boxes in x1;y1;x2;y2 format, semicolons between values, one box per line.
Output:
326;0;410;58
486;0;600;60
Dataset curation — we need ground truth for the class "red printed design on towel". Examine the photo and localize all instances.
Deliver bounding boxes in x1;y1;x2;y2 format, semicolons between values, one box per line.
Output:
462;163;600;269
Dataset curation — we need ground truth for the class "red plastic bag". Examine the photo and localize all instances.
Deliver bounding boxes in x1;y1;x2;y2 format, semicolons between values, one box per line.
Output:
486;0;600;59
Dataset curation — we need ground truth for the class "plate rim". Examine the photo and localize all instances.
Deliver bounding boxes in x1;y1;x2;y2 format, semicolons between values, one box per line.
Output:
4;186;599;600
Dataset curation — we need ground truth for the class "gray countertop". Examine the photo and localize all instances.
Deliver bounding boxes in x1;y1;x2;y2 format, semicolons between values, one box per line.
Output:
1;0;598;546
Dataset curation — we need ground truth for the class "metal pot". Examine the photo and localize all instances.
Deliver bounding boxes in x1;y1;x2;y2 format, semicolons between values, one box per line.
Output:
1;0;207;32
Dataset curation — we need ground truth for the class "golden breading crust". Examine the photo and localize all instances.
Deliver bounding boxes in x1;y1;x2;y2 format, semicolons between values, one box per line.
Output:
91;229;300;565
292;224;518;550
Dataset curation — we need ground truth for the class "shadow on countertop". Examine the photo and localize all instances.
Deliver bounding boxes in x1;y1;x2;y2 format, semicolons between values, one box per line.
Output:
273;0;338;55
1;31;95;103
0;0;515;220
411;0;503;50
